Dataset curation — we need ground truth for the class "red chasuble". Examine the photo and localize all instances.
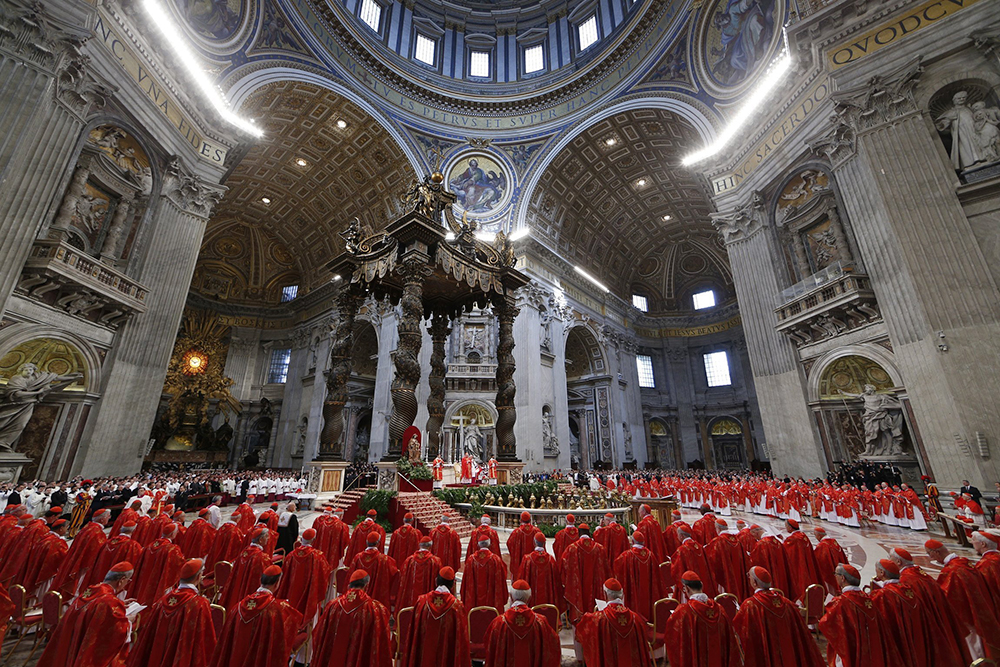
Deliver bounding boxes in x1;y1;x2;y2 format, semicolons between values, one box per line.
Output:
17;531;68;596
736;528;759;556
553;525;579;563
232;504;256;533
397;550;443;610
517;549;565;613
976;550;1000;611
348;549;399;608
181;519;216;559
312;515;350;567
53;521;107;598
818;589;901;667
670;540;718;599
312;588;392;667
129;537;185;606
576;603;654;667
400;590;472;667
871;581;941;667
0;519;47;583
560;537;609;623
506;523;538;575
461;548;508;614
0;583;15;639
633;516;667;563
749;537;792;598
664;597;742;667
484;604;561;667
706;533;752;601
345;519;386;564
733;589;823;667
132;515;156;547
37;583;131;667
898;566;971;666
613;547;665;621
126;586;216;667
938;555;1000;658
813;538;848;595
388;524;423;567
594;523;629;569
782;531;823;601
276;544;331;621
205;523;244;574
691;515;718;546
219;545;270;611
465;525;502;562
87;534;143;587
208;590;303;667
429;523;463;571
110;508;138;537
662;523;682;558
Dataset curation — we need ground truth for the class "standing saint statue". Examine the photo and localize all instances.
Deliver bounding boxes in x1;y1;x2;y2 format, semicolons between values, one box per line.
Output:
0;363;83;452
837;384;904;457
463;417;483;461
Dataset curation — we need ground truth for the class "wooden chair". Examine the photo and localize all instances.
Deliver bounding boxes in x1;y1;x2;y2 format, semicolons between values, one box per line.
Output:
532;603;560;631
971;660;998;667
395;606;415;665
714;593;739;623
210;604;226;637
658;560;672;590
802;584;825;637
213;561;233;603
648;597;679;667
468;606;499;662
1;585;42;667
20;590;62;666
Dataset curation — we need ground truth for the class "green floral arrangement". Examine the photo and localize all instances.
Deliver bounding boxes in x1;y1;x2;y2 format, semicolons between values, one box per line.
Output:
397;458;434;480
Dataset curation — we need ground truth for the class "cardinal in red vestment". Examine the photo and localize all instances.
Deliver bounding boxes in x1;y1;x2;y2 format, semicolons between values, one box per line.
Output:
348;531;399;608
0;515;48;585
398;536;443;610
388;513;423;566
691;506;718;546
664;571;742;667
553;515;579;563
204;516;245;576
131;510;157;548
126;559;217;667
87;522;143;587
0;582;15;640
506;512;538;575
576;578;653;667
811;527;848;595
818;564;901;667
632;505;667;564
669;523;717;600
37;561;135;667
737;524;761;555
613;532;664;621
465;515;502;562
870;559;942;667
232;500;256;533
52;510;110;599
110;500;142;537
750;534;792;598
209;565;304;667
345;510;386;564
312;508;351;568
516;532;564;613
706;520;752;601
733;566;823;667
400;567;471;667
972;531;1000;609
276;528;331;622
430;514;463;571
781;520;822;601
484;579;561;667
219;526;272;611
129;523;185;607
312;569;393;667
16;520;69;600
662;510;684;557
180;510;217;559
594;513;629;569
891;547;971;666
560;525;609;623
461;536;508;614
926;538;1000;659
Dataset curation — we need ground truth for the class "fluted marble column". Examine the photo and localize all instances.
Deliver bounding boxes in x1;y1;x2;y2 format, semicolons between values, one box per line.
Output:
75;163;225;476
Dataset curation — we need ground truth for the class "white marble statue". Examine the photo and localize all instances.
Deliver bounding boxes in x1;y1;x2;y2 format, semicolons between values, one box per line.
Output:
542;413;559;456
0;364;82;452
837;384;904;457
936;91;1000;170
463;417;483;461
622;421;634;460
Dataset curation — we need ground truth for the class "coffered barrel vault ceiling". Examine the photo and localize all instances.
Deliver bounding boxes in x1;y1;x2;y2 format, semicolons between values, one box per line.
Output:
526;108;732;310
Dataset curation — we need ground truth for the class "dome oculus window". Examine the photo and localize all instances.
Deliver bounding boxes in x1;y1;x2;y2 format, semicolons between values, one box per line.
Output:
631;294;648;312
524;44;544;74
414;34;436;66
703;351;731;387
359;0;382;32
693;289;716;310
470;50;491;77
578;15;599;52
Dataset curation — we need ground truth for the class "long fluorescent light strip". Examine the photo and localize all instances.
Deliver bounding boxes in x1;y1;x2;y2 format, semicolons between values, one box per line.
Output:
574;266;609;293
681;53;791;166
142;0;263;137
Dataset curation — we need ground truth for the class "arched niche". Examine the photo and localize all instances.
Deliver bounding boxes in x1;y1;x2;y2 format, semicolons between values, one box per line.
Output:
443;399;497;463
708;415;745;469
564;324;616;468
927;78;1000;183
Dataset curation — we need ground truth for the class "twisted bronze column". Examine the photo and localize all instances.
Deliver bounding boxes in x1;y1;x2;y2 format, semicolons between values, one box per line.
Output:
425;313;451;460
494;292;520;461
387;257;427;459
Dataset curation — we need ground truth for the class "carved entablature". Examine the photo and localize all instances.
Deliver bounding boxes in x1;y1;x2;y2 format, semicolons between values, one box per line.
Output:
831;58;924;133
711;191;766;246
773;266;882;348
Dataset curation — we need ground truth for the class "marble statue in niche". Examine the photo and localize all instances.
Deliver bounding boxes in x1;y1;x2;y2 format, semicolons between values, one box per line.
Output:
837;384;904;457
621;422;634;461
0;364;82;452
542;411;559;457
935;90;1000;171
463;417;484;461
292;416;307;457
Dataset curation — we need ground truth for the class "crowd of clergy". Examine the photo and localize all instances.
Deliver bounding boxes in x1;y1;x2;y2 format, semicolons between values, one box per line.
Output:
0;494;998;667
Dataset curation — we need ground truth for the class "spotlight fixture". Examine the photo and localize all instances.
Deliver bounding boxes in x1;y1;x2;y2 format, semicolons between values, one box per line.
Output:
261;197;271;205
574;266;610;293
605;137;617;147
296;158;308;167
336;119;348;129
636;178;647;187
662;214;672;221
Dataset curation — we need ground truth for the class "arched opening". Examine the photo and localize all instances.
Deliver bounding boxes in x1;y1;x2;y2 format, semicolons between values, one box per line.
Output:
565;325;613;468
344;320;379;462
708;416;745;469
445;400;497;463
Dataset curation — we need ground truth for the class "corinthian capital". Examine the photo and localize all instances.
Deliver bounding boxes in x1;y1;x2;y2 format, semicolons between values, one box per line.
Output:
711;190;766;245
830;57;923;133
162;158;226;219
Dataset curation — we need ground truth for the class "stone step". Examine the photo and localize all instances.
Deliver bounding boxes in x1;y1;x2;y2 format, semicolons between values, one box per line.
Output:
397;491;475;538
